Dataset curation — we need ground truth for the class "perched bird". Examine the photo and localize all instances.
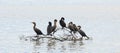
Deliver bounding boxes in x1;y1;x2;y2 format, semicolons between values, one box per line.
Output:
68;22;74;33
73;24;78;33
77;26;89;39
47;22;52;35
32;22;43;35
59;17;66;29
51;19;57;32
68;22;78;33
47;19;57;35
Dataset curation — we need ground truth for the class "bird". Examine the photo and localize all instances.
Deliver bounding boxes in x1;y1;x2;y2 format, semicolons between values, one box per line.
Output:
32;22;43;36
47;19;57;35
73;24;78;33
77;26;89;39
68;22;78;33
51;19;57;33
59;17;66;29
47;22;52;35
68;22;74;33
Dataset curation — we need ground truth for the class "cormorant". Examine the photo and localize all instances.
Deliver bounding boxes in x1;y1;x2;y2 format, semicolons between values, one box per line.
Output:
68;22;78;33
59;17;66;29
73;24;78;33
47;22;52;35
47;19;57;35
77;26;89;39
51;19;57;32
68;22;74;33
32;22;43;35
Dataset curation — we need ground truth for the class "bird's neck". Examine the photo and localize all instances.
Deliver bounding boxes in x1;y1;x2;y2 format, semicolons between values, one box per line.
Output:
49;24;52;26
54;22;57;27
33;24;36;28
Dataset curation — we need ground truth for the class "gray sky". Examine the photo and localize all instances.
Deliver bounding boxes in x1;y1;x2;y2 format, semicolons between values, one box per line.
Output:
0;0;120;6
0;0;120;18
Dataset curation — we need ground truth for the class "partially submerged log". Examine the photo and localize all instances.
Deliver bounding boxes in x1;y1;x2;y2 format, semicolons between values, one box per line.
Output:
20;34;82;42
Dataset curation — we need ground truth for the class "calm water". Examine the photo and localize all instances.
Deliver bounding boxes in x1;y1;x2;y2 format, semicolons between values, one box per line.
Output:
0;17;120;53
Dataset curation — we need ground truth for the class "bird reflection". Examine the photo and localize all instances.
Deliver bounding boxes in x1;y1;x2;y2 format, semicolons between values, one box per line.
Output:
47;39;56;51
79;41;84;46
34;39;41;46
68;41;84;51
20;35;86;53
32;38;41;53
60;44;66;53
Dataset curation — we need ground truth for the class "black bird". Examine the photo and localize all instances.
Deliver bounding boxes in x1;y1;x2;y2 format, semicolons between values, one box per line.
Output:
68;22;74;33
77;26;89;39
59;17;66;29
73;24;78;33
68;22;78;33
32;22;43;35
47;19;57;35
47;22;52;35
